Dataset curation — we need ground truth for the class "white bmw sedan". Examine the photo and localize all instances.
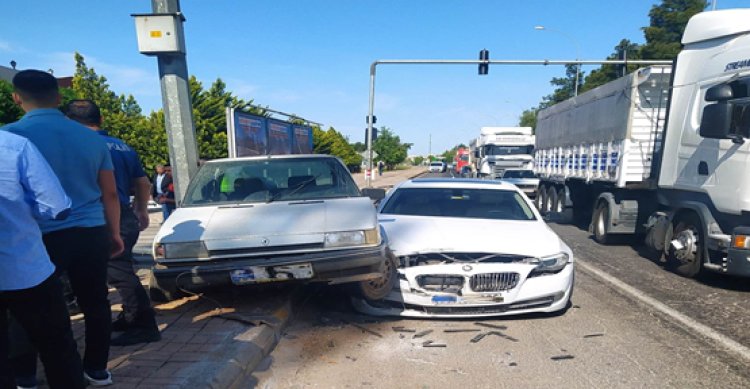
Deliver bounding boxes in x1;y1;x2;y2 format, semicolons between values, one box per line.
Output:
353;178;574;318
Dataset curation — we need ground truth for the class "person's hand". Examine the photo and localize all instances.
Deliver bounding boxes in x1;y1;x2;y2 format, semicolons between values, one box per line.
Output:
110;234;125;258
135;210;150;231
157;196;165;204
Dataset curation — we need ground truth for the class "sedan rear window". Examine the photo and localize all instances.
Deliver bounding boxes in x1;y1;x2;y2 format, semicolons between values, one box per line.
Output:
183;157;360;206
381;188;536;220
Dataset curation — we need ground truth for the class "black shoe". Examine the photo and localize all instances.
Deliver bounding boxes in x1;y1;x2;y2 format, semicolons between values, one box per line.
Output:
111;313;130;332
110;327;162;346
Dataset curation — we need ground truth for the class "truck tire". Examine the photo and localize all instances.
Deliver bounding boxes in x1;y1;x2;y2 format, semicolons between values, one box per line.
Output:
148;271;183;303
350;253;398;302
537;185;548;213
535;185;545;211
666;213;704;278
547;187;559;214
592;202;611;245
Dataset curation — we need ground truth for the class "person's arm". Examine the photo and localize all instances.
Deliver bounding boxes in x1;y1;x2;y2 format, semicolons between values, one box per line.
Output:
133;176;151;231
19;140;71;220
98;170;124;258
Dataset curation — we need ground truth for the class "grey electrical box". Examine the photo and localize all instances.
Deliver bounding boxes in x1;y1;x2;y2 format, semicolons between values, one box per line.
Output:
133;13;186;55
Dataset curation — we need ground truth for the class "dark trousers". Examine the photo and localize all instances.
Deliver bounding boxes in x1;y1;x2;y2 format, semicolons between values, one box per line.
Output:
9;226;112;374
108;206;155;325
0;276;85;389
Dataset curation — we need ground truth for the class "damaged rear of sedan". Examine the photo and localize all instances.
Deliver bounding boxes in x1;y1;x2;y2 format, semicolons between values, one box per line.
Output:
352;178;574;318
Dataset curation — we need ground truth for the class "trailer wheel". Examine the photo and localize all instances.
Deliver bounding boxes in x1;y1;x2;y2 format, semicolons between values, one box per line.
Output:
666;213;704;278
592;202;611;245
547;187;559;214
555;187;565;214
537;185;548;213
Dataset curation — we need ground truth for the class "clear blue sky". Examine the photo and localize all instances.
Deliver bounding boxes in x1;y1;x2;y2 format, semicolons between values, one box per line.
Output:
2;1;748;155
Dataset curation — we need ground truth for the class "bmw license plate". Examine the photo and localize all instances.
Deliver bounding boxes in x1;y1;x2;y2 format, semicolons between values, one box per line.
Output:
229;263;314;285
432;295;460;304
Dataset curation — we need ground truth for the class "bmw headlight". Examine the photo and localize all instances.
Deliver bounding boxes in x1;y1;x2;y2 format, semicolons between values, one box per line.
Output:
156;241;209;260
324;229;379;248
527;252;570;276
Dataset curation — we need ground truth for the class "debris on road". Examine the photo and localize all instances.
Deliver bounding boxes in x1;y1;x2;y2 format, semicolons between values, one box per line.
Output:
474;322;508;330
583;333;605;338
422;340;447;348
392;326;417;333
443;329;481;333
470;333;488;343
413;329;434;338
550;355;575;361
343;320;383;338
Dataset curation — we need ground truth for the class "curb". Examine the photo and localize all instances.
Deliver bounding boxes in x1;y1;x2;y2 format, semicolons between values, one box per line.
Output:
199;301;292;388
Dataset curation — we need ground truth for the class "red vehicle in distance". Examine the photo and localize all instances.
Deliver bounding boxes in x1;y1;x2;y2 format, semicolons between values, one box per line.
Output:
454;147;472;176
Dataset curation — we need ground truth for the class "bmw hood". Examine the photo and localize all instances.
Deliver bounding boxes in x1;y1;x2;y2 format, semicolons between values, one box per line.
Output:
378;214;564;258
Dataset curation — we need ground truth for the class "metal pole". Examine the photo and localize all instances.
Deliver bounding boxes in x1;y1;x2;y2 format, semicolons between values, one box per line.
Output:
364;57;671;186
366;63;377;188
152;0;199;203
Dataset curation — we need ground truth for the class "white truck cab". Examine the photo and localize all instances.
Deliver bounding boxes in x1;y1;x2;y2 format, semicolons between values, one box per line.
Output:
474;127;535;179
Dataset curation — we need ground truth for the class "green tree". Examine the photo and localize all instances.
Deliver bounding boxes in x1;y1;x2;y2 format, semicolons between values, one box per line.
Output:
313;126;362;170
0;79;23;125
412;156;425;166
351;141;366;153
373;127;411;169
641;0;707;60
581;40;642;93
518;108;537;130
540;64;583;108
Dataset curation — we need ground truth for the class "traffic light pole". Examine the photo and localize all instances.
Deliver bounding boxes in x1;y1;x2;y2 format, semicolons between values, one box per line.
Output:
364;57;672;188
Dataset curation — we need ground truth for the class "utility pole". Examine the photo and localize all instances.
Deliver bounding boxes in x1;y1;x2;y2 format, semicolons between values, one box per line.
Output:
134;0;199;203
428;134;432;160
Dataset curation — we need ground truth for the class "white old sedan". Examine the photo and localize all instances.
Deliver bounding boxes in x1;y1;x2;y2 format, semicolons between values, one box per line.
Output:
353;178;574;318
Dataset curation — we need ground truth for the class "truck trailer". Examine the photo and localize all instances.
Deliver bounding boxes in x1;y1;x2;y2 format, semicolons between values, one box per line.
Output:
534;9;750;278
473;126;535;179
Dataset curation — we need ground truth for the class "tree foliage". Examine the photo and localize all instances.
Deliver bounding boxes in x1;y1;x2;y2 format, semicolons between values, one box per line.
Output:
0;79;23;125
313;126;362;169
540;0;706;109
373;127;411;169
518;108;538;130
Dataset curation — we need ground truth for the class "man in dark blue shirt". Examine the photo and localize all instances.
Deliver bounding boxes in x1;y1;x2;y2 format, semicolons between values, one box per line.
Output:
3;69;122;387
65;100;161;347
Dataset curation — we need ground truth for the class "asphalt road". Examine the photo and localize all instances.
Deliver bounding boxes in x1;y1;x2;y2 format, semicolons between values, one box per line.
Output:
255;173;750;388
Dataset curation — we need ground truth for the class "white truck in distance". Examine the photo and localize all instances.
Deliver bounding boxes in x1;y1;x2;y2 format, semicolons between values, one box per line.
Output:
533;8;750;278
473;126;535;179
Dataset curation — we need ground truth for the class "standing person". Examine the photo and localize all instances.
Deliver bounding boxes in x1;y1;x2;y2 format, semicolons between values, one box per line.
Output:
2;69;123;387
152;164;175;221
65;100;161;346
0;131;85;389
378;160;385;176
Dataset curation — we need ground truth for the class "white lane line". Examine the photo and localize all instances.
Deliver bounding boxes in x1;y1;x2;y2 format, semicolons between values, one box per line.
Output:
576;259;750;364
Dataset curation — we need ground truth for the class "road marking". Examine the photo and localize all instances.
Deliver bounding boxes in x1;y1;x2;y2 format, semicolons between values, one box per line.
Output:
576;259;750;364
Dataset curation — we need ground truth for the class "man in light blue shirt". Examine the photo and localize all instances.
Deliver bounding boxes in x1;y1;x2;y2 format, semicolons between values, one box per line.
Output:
2;69;123;387
0;130;85;388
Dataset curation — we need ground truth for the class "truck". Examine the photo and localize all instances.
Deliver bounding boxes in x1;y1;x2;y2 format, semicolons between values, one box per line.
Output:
473;126;535;179
453;147;472;176
533;8;750;278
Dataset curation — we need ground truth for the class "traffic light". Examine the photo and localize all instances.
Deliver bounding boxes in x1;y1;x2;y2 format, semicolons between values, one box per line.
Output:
365;127;378;143
478;49;489;75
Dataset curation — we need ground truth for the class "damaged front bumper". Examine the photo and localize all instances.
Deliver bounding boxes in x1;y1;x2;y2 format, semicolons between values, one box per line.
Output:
152;242;390;290
352;261;574;318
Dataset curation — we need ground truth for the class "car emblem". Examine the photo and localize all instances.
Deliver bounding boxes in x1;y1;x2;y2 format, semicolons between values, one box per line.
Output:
261;238;270;246
462;265;473;272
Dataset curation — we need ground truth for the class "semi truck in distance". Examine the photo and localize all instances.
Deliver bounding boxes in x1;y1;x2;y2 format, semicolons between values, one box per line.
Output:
533;8;750;278
473;126;535;179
